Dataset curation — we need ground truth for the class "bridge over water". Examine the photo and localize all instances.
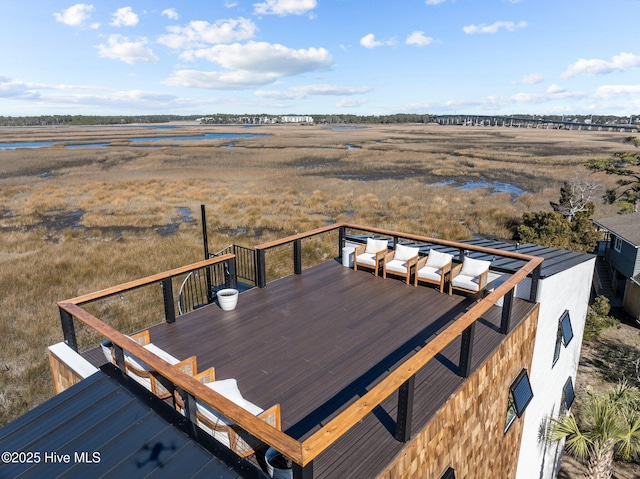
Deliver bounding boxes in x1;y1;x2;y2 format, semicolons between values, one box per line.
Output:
434;115;638;132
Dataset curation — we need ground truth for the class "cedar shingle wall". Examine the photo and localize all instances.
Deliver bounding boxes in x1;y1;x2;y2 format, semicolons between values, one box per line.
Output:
48;352;83;394
378;303;539;479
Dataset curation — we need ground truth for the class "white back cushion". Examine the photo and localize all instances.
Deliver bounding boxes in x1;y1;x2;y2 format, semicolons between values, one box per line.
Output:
460;257;491;277
425;249;453;269
365;238;388;254
394;244;419;262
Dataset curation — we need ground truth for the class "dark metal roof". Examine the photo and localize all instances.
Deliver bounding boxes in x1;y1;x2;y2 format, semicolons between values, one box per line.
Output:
346;235;594;279
0;365;262;479
593;213;640;246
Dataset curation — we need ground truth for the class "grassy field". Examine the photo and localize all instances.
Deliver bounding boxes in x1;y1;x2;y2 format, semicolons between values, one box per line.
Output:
0;122;634;426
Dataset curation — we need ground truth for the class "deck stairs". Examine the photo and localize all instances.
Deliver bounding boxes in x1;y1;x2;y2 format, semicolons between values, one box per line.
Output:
593;256;623;307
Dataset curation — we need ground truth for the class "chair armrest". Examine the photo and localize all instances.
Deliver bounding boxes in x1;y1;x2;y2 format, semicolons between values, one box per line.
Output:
195;367;216;384
383;251;395;265
478;270;489;290
442;260;453;275
175;356;198;376
407;255;419;268
354;244;365;256
416;256;428;270
450;263;463;279
130;330;151;346
258;403;282;430
375;248;388;262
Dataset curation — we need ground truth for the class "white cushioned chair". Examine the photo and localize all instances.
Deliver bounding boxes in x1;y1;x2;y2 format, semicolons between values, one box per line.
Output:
449;256;491;295
101;330;197;399
414;249;453;293
175;368;282;458
382;243;421;284
353;238;389;276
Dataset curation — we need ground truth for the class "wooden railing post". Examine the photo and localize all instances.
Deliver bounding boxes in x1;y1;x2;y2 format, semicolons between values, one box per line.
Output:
500;289;514;334
529;264;541;302
59;308;78;352
294;239;302;275
256;249;267;288
293;461;314;479
162;277;176;324
459;322;475;378
395;375;415;442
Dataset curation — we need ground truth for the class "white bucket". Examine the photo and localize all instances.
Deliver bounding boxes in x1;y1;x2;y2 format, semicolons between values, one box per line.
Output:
217;288;239;311
265;447;292;479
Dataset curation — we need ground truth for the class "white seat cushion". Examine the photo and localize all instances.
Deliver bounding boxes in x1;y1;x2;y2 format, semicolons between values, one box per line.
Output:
451;274;481;292
196;379;264;428
355;252;378;266
386;259;410;274
425;249;453;269
394;244;419;262
417;265;443;282
460;257;491;277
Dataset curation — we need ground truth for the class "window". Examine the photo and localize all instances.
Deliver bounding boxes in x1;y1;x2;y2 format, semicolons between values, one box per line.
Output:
553;311;573;366
439;467;455;479
505;369;534;431
561;377;575;413
614;236;623;252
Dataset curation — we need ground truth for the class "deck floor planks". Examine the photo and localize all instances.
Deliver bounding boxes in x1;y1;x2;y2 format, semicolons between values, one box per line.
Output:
81;259;536;479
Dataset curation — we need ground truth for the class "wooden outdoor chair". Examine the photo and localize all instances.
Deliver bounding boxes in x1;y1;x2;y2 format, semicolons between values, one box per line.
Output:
175;368;282;458
414;249;454;293
101;330;197;399
353;237;389;276
382;243;421;284
449;256;492;296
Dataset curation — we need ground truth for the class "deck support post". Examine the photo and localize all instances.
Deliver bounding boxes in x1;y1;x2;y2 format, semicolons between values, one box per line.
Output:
162;278;176;324
457;247;466;262
294;239;302;275
256;249;267;288
201;204;213;302
293;461;313;479
226;257;237;289
529;264;541;302
60;308;78;352
395;375;415;442
500;289;514;334
338;226;345;258
459;322;475;378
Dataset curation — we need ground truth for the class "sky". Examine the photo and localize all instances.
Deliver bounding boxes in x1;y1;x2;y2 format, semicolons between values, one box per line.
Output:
1;0;639;117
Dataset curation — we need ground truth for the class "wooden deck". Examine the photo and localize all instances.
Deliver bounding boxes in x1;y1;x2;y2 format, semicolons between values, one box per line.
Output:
84;259;537;478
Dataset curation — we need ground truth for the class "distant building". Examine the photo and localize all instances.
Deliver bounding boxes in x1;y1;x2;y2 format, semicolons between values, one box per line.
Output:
280;116;314;124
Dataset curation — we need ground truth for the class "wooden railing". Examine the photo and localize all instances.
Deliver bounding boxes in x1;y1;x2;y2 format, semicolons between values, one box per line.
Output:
58;224;543;479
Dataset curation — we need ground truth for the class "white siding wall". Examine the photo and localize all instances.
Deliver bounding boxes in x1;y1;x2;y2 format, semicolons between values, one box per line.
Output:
515;257;595;479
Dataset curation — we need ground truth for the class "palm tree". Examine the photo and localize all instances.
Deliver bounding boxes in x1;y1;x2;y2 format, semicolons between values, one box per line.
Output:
548;381;640;479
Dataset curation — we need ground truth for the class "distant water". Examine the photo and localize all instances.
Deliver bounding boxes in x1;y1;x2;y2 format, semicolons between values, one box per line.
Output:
429;177;525;198
0;132;269;150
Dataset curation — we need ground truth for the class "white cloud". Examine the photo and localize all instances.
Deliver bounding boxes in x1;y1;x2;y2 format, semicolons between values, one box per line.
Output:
406;31;434;46
184;42;332;75
0;76;41;100
595;84;640;99
97;34;159;64
165;70;280;89
337;98;367;108
254;0;317;16
110;7;139;27
516;73;544;85
166;42;332;90
161;8;179;20
561;52;640;78
462;20;527;34
53;4;94;27
256;84;371;99
158;18;256;50
546;84;565;94
360;33;395;49
426;0;447;5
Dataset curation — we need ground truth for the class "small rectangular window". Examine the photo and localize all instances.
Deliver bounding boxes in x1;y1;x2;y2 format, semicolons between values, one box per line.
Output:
560;311;574;346
505;369;534;431
562;377;575;413
614;236;623;252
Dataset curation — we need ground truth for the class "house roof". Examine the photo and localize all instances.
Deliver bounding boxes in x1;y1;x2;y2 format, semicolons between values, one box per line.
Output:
593;213;640;246
0;365;262;479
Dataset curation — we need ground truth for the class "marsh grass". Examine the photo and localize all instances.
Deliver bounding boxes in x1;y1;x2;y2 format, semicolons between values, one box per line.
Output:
0;124;631;426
